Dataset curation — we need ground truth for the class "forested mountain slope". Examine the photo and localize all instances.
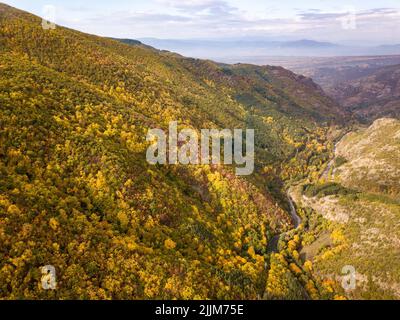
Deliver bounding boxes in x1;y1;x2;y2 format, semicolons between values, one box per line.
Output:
0;3;342;299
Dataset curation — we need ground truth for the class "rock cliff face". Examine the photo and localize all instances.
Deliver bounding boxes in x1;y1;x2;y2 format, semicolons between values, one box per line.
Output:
335;118;400;196
299;118;400;300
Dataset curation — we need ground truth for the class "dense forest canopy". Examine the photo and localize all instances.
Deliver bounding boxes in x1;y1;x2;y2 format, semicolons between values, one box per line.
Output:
0;3;345;299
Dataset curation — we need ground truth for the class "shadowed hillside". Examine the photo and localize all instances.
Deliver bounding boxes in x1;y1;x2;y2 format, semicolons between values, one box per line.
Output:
328;64;400;122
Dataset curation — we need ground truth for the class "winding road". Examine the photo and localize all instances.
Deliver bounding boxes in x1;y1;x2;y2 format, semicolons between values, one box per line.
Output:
267;137;345;253
287;191;301;228
267;190;302;253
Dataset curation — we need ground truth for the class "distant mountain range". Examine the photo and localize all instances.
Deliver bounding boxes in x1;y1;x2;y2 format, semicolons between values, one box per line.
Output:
279;39;338;48
135;38;400;62
138;38;339;49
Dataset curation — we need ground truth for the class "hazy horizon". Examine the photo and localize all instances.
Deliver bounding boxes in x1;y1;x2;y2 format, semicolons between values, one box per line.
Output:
2;0;400;47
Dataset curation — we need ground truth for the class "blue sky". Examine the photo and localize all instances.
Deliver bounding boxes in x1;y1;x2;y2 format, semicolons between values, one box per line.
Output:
3;0;400;44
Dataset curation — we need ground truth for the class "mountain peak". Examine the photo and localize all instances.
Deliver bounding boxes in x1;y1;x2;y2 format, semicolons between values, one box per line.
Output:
281;39;338;48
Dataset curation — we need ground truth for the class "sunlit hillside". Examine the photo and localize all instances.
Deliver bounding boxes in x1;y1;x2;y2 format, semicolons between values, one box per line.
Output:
293;118;400;299
0;3;343;299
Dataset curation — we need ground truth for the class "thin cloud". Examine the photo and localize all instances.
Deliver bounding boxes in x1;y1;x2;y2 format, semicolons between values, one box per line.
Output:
48;2;400;43
156;0;235;13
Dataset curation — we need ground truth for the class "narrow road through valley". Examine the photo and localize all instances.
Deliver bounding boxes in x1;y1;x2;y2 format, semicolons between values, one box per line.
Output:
267;190;301;253
267;138;343;253
287;190;301;228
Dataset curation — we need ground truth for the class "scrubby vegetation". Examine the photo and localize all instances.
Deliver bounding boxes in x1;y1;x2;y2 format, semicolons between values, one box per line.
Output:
293;119;400;300
303;183;357;198
334;156;347;168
